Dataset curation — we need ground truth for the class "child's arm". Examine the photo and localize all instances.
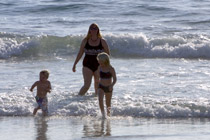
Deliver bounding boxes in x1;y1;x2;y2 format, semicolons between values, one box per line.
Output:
47;81;52;93
30;81;38;92
110;67;117;87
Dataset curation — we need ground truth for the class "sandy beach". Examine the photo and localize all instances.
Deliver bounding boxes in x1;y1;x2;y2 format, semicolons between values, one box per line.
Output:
1;116;210;140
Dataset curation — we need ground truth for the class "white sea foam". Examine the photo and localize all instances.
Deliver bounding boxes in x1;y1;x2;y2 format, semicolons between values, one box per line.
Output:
1;90;210;118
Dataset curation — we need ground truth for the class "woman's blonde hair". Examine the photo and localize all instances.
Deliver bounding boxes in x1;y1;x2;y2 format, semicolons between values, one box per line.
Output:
97;52;110;66
85;23;102;39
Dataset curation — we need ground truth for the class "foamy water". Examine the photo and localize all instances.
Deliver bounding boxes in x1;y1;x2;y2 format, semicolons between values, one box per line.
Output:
1;59;210;118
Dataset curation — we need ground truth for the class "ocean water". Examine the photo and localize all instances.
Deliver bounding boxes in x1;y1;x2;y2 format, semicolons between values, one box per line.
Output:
1;0;210;139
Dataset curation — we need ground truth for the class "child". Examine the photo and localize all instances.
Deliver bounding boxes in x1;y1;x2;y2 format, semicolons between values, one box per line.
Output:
97;52;117;118
30;70;51;116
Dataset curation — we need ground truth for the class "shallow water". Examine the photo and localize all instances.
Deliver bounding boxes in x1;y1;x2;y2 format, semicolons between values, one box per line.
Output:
1;116;210;140
1;59;210;118
1;0;210;139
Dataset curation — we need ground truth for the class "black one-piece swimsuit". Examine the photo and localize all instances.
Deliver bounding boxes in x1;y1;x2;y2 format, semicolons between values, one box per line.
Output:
83;39;104;72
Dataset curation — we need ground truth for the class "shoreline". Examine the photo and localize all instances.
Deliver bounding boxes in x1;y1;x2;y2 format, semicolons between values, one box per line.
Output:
1;116;210;140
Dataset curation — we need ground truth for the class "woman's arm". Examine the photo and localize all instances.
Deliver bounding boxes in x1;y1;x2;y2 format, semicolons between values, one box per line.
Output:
101;38;110;55
72;39;86;72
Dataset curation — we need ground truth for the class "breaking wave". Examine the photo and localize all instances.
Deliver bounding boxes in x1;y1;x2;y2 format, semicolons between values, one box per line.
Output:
1;32;210;60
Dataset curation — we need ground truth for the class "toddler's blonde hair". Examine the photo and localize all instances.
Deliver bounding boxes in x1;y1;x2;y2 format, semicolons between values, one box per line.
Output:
40;70;50;79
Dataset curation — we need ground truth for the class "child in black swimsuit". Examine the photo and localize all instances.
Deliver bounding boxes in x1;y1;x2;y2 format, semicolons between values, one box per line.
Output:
97;52;117;118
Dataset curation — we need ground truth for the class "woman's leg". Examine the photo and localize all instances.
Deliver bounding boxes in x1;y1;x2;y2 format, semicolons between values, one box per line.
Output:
93;70;99;95
105;92;112;116
78;67;93;95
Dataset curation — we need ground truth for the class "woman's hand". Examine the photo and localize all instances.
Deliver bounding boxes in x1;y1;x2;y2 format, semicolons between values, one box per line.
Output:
72;64;76;72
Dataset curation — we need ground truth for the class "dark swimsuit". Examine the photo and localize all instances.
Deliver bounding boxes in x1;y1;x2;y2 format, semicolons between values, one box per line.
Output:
98;69;113;93
100;69;112;79
83;39;104;72
35;96;48;113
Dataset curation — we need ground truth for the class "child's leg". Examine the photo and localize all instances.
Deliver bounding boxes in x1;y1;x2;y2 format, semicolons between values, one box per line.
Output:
105;92;112;116
41;98;48;116
33;107;40;115
42;111;48;116
98;89;105;116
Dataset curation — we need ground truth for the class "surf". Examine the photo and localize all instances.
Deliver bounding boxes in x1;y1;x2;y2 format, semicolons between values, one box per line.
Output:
1;32;210;60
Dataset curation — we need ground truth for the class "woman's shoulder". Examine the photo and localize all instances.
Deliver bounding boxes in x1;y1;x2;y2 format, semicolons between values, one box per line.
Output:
100;38;107;43
100;38;109;51
81;38;88;47
82;38;88;43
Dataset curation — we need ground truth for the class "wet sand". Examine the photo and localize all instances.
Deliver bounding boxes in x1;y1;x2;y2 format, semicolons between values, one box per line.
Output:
1;116;210;140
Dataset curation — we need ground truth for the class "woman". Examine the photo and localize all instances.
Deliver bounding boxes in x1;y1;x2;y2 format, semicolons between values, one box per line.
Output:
72;23;110;95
